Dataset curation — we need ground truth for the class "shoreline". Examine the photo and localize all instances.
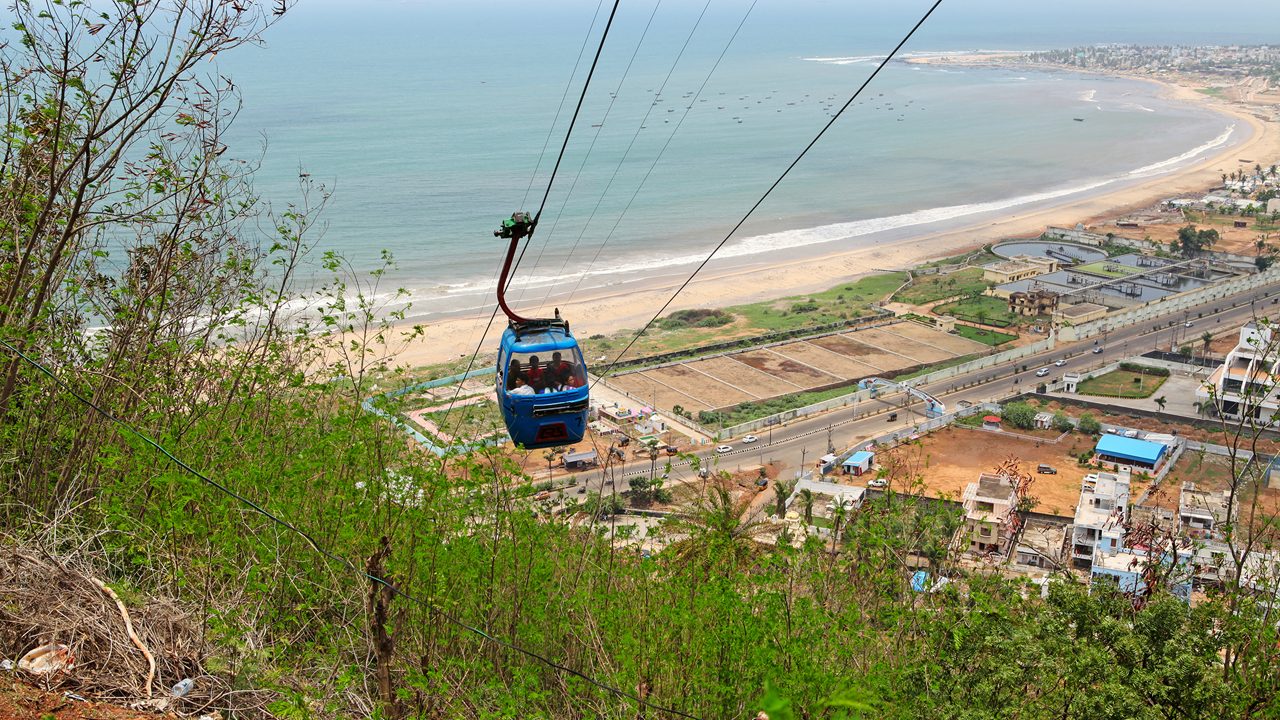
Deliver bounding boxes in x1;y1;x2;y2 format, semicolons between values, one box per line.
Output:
392;70;1280;372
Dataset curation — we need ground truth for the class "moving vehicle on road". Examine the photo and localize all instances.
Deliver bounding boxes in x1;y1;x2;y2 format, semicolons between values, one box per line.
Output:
1093;346;1104;354
742;434;758;444
1054;359;1066;367
715;444;733;454
1035;367;1050;377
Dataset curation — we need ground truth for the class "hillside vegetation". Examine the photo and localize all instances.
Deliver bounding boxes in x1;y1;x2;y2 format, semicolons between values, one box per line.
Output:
2;3;1279;719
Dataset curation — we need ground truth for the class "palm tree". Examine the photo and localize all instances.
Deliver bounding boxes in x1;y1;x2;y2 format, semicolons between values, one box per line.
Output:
799;488;815;525
1222;172;1229;186
773;479;794;518
1269;164;1277;179
668;483;775;574
1202;330;1214;360
1256;163;1263;179
1154;396;1167;412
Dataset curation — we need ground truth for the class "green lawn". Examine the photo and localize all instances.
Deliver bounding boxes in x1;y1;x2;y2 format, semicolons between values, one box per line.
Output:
416;399;506;439
953;324;1016;346
893;267;990;305
1076;369;1168;399
585;272;909;362
934;295;1020;328
1075;261;1139;279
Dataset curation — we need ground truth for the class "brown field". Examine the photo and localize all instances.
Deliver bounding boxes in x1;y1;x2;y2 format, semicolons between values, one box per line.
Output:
770;340;882;379
898;426;1149;518
807;334;892;368
855;328;956;364
736;349;842;385
607;321;989;417
610;373;709;412
690;355;804;397
646;365;758;407
882;322;991;355
810;334;914;371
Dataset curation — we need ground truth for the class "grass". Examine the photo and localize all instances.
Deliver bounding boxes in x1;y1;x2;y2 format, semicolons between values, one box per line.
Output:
934;295;1021;327
1196;87;1226;98
583;272;908;363
709;384;864;427
953;324;1016;346
893;267;990;305
1076;369;1168;399
1075;261;1139;279
416;398;506;440
894;353;983;381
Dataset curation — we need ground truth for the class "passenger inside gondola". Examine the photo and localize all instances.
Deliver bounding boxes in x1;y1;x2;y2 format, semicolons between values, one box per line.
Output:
505;351;586;394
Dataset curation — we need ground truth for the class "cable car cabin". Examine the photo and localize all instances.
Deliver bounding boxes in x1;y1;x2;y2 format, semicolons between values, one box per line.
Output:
496;319;589;449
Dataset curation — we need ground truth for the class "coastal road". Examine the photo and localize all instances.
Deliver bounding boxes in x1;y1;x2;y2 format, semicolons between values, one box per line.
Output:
569;275;1280;495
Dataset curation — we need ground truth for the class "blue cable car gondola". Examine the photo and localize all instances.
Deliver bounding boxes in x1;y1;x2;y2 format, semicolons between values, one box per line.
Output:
492;212;589;449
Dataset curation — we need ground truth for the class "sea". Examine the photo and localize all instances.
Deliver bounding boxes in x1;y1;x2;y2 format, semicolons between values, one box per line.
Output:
209;0;1280;323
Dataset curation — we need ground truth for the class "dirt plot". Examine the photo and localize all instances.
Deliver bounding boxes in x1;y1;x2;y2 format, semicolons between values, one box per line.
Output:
771;340;884;379
811;334;912;372
882;322;991;355
855;328;956;364
611;373;709;412
647;365;759;407
736;349;842;385
807;334;890;368
902;426;1146;517
694;355;807;397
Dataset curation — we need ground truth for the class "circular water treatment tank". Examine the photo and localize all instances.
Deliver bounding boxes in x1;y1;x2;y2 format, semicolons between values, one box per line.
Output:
992;240;1107;265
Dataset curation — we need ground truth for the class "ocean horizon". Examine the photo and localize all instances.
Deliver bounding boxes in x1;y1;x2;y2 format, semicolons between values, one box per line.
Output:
208;0;1278;322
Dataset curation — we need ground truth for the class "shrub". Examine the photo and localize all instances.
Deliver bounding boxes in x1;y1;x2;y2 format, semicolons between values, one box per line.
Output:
1119;362;1169;377
791;301;820;313
1078;413;1102;435
1052;411;1074;433
1002;401;1038;430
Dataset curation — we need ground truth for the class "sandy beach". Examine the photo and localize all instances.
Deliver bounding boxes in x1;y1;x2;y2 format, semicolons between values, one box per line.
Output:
394;73;1280;371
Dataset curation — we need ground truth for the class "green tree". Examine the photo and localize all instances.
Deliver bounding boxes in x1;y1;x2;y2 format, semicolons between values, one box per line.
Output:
1078;412;1103;435
799;488;815;525
1154;396;1167;412
1001;401;1038;430
773;479;794;518
1175;225;1219;256
1052;410;1074;433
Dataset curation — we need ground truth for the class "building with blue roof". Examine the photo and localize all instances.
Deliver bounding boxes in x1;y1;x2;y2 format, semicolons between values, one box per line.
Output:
1094;434;1168;471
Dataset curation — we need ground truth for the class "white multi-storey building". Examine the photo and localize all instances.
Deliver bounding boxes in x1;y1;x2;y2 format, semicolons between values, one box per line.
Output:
1071;471;1130;569
1199;321;1280;424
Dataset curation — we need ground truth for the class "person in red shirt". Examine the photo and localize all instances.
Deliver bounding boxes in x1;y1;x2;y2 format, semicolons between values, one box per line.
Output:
526;356;544;391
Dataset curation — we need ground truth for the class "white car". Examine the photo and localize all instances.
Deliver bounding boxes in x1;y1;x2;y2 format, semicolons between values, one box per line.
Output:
1035;367;1050;377
867;478;888;489
742;435;758;444
1054;359;1066;367
715;445;733;454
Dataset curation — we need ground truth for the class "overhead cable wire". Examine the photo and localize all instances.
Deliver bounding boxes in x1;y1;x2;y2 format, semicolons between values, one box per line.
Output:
591;0;943;387
515;0;668;312
561;0;756;308
522;0;609;211
0;338;705;720
438;0;623;445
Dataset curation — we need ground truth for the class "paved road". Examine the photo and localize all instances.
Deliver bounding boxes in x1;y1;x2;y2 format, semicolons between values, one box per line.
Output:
562;278;1280;496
